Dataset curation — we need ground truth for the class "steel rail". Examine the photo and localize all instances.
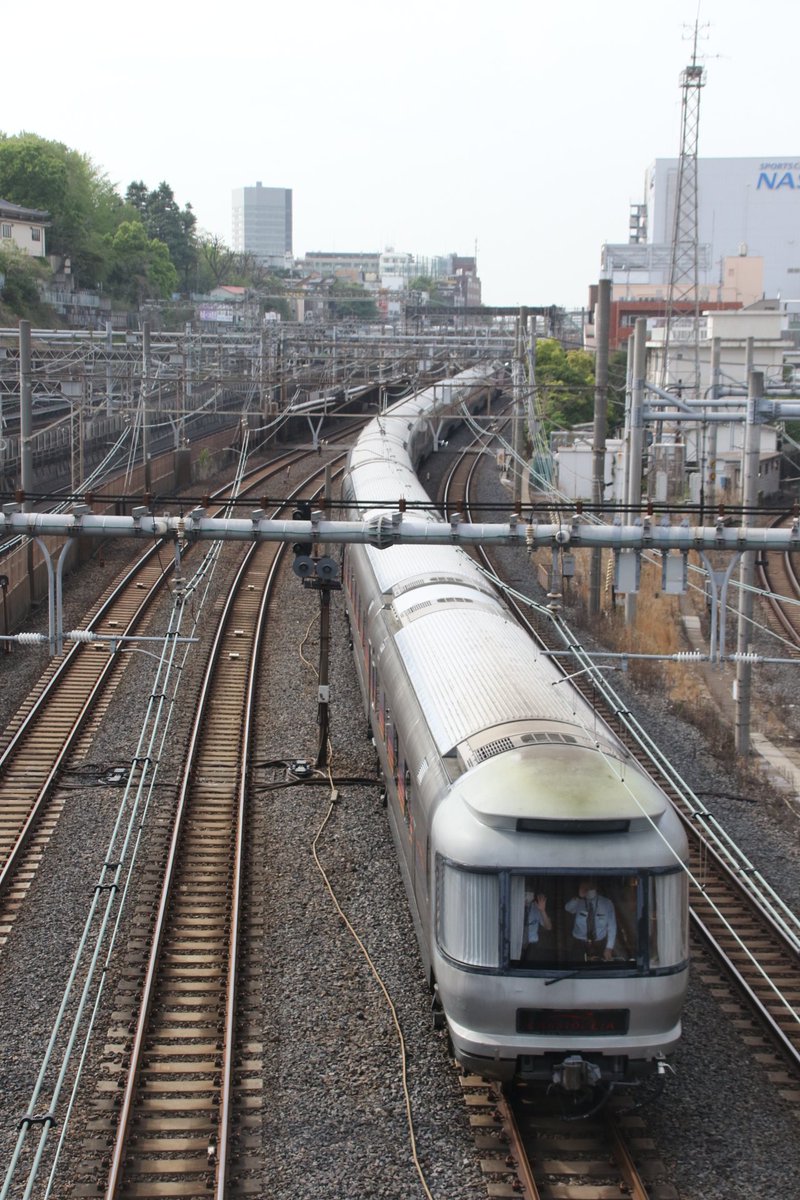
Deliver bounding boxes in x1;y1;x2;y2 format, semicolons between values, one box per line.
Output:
603;1111;651;1200
690;910;800;1071
495;1085;539;1198
758;509;800;651
0;449;319;908
103;456;345;1198
214;533;280;1197
102;534;273;1196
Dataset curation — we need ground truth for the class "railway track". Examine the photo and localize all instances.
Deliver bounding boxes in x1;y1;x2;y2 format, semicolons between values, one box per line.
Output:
93;512;279;1198
78;458;341;1198
757;510;800;654
458;1072;674;1200
0;446;345;1198
0;443;346;951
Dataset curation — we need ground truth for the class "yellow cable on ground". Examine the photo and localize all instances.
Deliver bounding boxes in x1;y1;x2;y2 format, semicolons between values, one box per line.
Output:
310;750;435;1200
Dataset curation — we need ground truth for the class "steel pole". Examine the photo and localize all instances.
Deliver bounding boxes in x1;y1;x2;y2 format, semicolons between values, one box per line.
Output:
512;307;527;508
316;585;332;767
706;336;720;507
19;321;33;510
590;278;610;615
142;322;152;492
735;369;763;757
624;318;647;625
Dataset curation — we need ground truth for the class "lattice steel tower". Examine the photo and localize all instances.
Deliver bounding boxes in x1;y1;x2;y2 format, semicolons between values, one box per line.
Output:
660;25;706;394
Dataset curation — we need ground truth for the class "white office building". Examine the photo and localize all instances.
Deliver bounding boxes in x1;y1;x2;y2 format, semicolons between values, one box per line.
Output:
603;157;800;303
231;183;292;267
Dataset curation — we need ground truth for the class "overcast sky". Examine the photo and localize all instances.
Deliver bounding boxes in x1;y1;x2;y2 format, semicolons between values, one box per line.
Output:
4;1;798;307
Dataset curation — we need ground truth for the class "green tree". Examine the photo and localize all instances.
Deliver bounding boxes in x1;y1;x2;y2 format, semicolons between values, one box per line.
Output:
0;131;124;284
328;278;378;320
196;234;238;290
125;180;197;290
0;246;51;321
104;221;178;304
533;339;596;432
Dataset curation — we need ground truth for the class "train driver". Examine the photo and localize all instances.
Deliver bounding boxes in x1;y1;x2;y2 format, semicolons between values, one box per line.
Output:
565;878;617;961
523;892;552;961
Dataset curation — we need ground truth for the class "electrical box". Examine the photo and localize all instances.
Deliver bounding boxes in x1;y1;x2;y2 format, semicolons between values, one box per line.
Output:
613;549;641;594
661;551;688;594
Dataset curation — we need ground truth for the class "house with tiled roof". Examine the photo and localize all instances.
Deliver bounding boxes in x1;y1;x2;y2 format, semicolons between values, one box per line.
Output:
0;199;50;258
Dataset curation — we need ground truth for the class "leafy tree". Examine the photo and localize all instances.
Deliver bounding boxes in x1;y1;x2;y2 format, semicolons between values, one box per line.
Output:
0;246;51;321
104;221;178;304
125;180;197;289
533;339;596;432
0;132;124;284
328;278;378;320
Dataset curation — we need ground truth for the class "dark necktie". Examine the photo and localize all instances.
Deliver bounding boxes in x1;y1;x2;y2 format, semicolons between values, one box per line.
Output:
587;900;596;942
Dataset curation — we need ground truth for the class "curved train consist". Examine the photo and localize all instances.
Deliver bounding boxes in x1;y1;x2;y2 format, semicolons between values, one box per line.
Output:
341;367;690;1093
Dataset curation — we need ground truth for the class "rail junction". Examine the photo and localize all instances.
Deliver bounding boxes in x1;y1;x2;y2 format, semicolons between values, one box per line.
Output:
0;342;799;1198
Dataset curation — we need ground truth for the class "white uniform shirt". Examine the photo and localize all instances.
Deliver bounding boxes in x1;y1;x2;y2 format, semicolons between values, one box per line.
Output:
525;902;549;944
565;893;616;946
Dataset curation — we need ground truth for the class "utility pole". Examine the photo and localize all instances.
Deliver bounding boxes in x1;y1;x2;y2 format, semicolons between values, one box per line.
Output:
590;278;611;615
19;321;32;511
661;21;706;397
512;306;527;509
142;322;152;492
624;318;647;626
735;368;763;757
706;335;720;508
106;321;114;416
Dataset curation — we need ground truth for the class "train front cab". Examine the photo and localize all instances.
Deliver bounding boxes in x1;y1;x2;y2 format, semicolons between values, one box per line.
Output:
434;856;689;1086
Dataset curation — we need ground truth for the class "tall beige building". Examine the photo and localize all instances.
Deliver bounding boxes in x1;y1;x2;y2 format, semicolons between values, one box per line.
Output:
231;183;292;266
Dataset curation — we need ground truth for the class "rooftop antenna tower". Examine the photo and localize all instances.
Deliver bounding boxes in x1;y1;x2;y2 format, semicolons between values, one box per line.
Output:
660;18;707;395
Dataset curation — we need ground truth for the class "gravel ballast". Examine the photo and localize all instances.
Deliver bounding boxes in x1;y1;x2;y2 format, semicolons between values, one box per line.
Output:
0;444;798;1199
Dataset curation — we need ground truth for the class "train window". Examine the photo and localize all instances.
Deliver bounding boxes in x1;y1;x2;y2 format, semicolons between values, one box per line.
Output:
649;870;688;967
369;658;377;710
509;874;640;971
437;862;500;968
397;758;409;822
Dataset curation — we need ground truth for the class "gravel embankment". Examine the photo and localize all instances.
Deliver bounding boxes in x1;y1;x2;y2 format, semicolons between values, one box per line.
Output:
0;442;798;1199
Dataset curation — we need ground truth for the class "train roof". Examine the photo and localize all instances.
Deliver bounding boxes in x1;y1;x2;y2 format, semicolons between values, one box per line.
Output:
365;542;496;600
395;607;607;758
454;744;668;827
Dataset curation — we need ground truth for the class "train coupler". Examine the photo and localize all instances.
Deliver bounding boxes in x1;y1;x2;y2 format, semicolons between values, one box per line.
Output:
552;1055;601;1092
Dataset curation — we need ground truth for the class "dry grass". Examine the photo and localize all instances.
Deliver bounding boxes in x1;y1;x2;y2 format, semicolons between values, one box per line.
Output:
565;548;737;760
552;546;794;807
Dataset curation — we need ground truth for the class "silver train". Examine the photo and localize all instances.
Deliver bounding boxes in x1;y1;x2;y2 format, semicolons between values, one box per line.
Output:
341;367;690;1093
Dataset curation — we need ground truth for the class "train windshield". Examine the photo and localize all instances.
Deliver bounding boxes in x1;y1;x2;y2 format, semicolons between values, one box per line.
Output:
509;871;687;972
436;862;688;972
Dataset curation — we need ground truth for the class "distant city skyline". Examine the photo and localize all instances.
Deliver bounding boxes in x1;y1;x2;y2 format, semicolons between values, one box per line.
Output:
3;0;800;308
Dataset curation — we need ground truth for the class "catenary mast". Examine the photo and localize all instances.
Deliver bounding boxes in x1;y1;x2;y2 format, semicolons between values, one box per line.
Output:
660;22;706;396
